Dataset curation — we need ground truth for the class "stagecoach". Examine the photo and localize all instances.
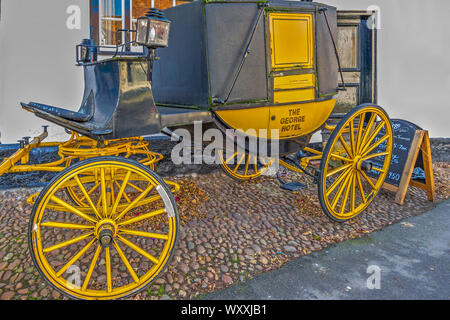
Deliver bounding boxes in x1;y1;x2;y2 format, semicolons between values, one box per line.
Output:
0;0;392;299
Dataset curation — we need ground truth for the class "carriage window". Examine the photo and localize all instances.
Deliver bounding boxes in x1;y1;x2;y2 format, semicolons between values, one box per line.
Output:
100;0;124;46
95;0;188;52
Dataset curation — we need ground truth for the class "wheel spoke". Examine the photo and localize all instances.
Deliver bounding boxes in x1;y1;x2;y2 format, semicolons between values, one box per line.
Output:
82;244;102;291
356;171;367;204
118;208;165;227
326;167;352;197
330;153;353;163
111;171;131;218
109;180;115;207
358;113;377;154
100;168;108;218
350;173;356;212
360;121;386;154
117;235;159;264
43;232;93;253
234;154;246;173
244;154;250;176
105;247;112;293
79;182;100;203
361;135;390;158
40;221;94;230
349;118;356;156
120;229;169;240
74;175;102;220
371;166;386;173
113;240;139;283
338;134;353;158
331;169;353;209
362;151;389;161
225;152;237;164
360;170;376;190
355;113;366;154
50;196;97;224
326;163;352;178
115;180;131;203
128;181;144;193
340;172;353;214
56;238;96;277
114;185;154;222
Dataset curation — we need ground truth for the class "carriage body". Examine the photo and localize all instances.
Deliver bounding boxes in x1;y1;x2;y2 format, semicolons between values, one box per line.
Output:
154;0;339;154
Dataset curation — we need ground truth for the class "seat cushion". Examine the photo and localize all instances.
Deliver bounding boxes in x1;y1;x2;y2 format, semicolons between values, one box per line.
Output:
28;102;93;122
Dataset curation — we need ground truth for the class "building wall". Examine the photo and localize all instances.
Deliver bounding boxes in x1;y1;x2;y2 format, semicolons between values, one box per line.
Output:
0;0;90;143
326;0;450;138
0;0;449;143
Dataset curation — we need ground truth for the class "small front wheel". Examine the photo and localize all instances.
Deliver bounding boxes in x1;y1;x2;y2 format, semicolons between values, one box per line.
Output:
217;149;272;181
318;105;393;222
28;156;179;300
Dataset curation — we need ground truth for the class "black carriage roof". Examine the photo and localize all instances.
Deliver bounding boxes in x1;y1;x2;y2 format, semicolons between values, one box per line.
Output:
194;0;335;10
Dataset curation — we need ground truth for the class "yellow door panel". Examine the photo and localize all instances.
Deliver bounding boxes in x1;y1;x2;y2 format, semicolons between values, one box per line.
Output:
274;88;315;104
269;99;337;139
269;13;314;70
274;74;315;90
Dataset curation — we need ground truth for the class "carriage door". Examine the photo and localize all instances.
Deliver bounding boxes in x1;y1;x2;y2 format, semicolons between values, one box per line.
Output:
268;12;315;138
334;11;377;114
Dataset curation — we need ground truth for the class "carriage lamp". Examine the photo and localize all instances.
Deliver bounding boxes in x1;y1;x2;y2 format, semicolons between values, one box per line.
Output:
136;9;171;48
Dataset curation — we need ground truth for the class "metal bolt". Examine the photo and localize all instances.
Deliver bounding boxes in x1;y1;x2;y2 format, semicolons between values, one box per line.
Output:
42;125;49;133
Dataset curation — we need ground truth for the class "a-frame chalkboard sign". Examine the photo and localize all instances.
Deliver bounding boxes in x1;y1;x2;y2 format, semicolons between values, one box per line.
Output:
367;119;435;205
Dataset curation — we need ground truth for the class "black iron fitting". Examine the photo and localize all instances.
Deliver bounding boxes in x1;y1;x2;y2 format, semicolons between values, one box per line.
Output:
215;2;269;105
320;7;347;91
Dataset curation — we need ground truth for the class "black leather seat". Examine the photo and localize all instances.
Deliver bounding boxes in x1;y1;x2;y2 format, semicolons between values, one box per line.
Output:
21;57;161;140
24;102;93;122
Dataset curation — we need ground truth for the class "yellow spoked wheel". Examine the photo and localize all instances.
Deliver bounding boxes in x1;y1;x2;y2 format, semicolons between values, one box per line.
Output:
28;157;179;300
318;105;393;222
217;149;273;181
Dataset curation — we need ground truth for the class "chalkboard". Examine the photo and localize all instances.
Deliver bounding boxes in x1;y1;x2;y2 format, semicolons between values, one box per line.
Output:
368;119;425;187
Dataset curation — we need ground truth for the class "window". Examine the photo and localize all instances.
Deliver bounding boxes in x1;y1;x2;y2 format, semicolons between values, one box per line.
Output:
92;0;188;54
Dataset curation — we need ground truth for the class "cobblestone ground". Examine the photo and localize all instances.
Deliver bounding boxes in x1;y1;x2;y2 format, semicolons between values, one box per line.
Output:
0;147;449;300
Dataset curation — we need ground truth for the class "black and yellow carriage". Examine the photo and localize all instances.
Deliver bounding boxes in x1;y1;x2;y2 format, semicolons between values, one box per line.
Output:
0;0;392;299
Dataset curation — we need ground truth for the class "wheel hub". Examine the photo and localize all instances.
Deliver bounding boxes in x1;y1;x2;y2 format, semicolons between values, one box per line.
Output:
354;156;372;172
95;220;117;247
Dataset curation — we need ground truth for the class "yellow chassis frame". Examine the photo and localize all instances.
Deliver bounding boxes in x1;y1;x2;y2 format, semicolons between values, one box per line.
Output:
0;130;163;176
278;123;337;174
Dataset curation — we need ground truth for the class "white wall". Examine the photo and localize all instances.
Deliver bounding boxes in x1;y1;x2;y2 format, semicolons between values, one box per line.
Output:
326;0;450;138
0;0;89;143
0;0;449;143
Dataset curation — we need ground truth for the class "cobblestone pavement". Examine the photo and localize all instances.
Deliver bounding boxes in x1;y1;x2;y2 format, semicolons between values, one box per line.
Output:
0;142;449;300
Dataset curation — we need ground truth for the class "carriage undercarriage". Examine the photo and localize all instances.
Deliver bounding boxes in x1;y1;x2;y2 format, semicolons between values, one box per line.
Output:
0;103;392;299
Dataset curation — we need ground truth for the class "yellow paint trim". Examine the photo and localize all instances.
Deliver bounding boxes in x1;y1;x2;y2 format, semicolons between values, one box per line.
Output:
274;88;315;104
274;73;315;90
269;99;336;139
215;99;336;139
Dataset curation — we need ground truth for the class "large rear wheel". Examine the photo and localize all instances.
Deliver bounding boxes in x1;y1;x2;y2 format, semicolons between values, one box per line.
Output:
28;157;179;300
318;105;393;222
